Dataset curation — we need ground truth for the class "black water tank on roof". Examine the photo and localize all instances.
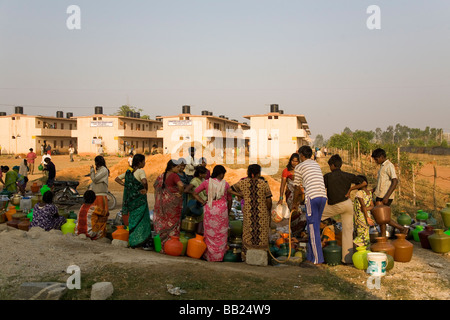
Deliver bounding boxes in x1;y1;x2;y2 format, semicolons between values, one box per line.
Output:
15;106;24;114
66;112;74;118
134;112;140;118
0;112;6;116
182;105;191;114
279;110;284;114
202;110;209;116
95;106;103;115
126;111;134;118
56;111;64;118
270;104;279;113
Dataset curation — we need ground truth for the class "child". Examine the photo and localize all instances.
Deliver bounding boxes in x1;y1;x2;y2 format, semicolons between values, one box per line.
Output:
76;190;108;240
320;218;336;248
348;175;375;247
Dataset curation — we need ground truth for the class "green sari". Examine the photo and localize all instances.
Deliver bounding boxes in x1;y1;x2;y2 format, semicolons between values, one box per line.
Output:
5;171;18;193
122;170;152;248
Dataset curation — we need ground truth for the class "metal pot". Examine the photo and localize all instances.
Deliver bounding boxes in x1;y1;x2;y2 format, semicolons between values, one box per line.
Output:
181;215;197;233
10;194;22;206
369;225;380;243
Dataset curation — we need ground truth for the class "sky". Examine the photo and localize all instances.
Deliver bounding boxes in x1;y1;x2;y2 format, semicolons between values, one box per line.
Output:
0;0;449;140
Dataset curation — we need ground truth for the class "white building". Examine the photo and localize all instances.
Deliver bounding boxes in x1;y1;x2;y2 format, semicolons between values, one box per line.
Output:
0;107;77;155
73;107;163;155
243;104;312;158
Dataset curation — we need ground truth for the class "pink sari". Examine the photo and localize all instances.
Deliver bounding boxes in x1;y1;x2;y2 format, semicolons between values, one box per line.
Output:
195;178;231;261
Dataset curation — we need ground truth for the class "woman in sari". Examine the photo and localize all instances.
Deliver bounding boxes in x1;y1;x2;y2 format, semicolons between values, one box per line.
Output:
193;165;237;262
115;154;152;250
30;191;66;231
76;190;108;240
4;166;18;194
153;159;184;253
87;156;110;239
231;164;273;262
278;153;300;211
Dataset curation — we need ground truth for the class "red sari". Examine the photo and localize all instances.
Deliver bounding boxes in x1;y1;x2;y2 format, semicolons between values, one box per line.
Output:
153;172;183;253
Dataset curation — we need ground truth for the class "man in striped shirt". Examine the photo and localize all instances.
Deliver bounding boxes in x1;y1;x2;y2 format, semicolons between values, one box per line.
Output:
292;146;327;265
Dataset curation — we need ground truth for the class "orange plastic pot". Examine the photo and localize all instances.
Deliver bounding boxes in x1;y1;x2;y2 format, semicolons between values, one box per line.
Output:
164;236;183;256
187;234;207;259
275;237;285;248
112;225;129;242
5;206;16;222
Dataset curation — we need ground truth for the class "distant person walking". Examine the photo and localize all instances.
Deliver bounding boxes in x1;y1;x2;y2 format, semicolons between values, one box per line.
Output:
68;144;75;162
26;148;37;175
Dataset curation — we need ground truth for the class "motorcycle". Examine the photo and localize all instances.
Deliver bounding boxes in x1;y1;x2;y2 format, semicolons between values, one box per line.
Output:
52;180;116;210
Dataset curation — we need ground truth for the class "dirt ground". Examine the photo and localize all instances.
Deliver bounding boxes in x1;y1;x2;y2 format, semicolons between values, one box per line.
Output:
0;154;449;300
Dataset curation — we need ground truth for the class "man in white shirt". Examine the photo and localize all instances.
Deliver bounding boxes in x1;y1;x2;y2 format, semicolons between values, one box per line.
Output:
372;148;408;237
292;146;328;265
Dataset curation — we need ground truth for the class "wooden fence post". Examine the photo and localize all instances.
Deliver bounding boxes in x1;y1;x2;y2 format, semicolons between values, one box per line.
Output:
433;165;437;213
412;163;416;207
398;147;401;198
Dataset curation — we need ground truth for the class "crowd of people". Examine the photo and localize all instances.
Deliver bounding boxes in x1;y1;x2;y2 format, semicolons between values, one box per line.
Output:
2;143;403;266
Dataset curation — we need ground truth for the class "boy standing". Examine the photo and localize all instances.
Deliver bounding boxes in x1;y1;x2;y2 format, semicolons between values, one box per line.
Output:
322;154;367;264
371;148;408;236
292;146;327;265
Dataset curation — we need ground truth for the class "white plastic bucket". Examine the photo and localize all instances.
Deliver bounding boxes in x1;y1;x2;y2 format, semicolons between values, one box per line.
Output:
20;197;32;212
367;252;387;277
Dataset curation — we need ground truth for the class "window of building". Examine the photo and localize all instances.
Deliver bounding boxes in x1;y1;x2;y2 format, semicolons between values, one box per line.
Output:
61;141;64;148
268;116;272;120
274;116;278;120
214;123;220;130
131;123;134;130
70;124;73;130
61;123;64;130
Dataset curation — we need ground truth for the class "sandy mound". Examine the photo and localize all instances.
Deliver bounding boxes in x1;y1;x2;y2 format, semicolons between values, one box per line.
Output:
54;154;281;197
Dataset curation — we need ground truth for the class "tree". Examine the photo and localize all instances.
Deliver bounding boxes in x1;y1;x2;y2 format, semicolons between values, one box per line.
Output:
314;134;324;147
115;105;143;117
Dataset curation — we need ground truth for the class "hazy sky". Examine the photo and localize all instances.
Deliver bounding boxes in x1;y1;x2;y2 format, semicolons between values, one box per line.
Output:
1;0;449;139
